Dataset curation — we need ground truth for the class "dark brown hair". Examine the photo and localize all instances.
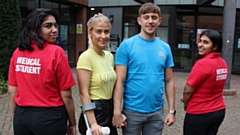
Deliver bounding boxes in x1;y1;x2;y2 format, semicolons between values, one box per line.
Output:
200;29;222;53
138;2;161;17
18;8;58;51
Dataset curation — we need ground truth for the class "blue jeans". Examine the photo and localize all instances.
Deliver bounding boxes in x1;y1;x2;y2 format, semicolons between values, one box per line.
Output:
122;107;164;135
14;104;67;135
184;109;225;135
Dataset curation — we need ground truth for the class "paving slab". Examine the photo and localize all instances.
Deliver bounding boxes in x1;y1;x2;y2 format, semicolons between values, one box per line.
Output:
0;69;239;135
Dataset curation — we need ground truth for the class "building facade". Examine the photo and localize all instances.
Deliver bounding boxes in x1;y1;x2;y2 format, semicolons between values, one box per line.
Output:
18;0;88;66
18;0;240;74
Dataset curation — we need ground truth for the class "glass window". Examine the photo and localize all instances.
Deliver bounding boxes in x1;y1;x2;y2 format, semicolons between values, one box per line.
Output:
176;9;195;27
232;52;240;74
175;28;194;49
89;8;102;20
232;10;240;74
198;7;223;30
123;7;139;39
59;4;76;64
160;6;170;27
174;49;192;71
173;7;196;71
157;6;170;43
156;27;168;43
123;7;139;25
59;4;71;45
174;26;194;69
41;0;59;9
123;24;139;40
19;0;39;23
198;15;222;29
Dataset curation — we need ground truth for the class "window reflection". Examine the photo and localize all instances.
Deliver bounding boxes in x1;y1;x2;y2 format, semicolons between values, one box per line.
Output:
123;6;170;41
19;0;39;24
232;10;240;74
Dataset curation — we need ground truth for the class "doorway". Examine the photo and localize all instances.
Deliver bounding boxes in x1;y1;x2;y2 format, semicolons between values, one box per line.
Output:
172;7;198;72
171;6;223;72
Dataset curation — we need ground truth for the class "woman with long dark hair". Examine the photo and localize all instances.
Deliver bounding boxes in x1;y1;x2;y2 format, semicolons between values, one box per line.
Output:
8;8;76;135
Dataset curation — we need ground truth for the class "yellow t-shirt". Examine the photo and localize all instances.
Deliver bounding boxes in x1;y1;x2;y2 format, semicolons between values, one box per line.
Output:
76;49;116;100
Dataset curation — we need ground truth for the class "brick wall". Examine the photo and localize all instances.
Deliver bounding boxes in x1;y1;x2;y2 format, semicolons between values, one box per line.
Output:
75;5;88;64
69;0;88;6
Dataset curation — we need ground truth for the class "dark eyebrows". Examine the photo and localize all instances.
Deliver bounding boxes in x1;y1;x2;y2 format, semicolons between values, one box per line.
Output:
200;39;209;43
42;22;57;25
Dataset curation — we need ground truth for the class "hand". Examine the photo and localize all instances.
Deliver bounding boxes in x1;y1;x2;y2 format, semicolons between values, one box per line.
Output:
180;95;184;102
181;95;187;111
120;114;127;127
67;125;76;135
112;113;127;128
183;103;187;111
90;123;103;135
164;113;176;126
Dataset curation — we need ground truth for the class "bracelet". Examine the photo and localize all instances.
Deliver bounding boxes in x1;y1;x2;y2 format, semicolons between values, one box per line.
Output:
69;123;76;126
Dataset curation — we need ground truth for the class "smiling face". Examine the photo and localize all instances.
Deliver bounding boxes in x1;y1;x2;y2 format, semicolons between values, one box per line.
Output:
39;15;58;43
138;12;162;39
88;21;110;49
198;35;217;56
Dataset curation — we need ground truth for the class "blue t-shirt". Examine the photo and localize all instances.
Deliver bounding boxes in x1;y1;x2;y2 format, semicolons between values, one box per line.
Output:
115;34;174;113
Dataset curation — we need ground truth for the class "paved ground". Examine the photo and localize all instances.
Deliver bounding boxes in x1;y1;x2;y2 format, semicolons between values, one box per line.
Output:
0;69;240;135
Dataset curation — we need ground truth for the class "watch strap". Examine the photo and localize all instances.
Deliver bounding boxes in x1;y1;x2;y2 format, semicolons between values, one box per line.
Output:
169;110;176;115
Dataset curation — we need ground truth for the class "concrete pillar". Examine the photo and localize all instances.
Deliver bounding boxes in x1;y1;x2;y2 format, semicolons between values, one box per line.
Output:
221;0;236;95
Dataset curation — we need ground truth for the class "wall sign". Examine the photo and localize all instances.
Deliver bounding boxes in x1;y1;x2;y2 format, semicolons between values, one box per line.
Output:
76;24;82;34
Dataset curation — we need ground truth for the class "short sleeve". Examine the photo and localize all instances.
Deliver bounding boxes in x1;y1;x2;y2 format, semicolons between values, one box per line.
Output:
8;52;17;86
165;45;174;68
115;40;128;66
187;62;208;89
76;52;92;71
56;50;76;91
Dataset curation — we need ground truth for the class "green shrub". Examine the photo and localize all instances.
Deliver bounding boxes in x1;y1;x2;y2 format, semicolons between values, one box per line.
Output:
0;0;22;81
0;76;8;95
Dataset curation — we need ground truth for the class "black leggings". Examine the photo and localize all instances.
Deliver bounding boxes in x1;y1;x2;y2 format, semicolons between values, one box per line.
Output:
78;99;118;135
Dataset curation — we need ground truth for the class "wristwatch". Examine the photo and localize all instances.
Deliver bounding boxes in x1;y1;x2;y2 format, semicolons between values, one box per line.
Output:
169;110;176;115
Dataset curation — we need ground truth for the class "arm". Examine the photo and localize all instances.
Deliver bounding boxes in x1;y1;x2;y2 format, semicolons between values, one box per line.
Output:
76;69;102;133
181;83;195;110
60;89;76;135
164;68;176;126
112;65;127;128
8;85;17;117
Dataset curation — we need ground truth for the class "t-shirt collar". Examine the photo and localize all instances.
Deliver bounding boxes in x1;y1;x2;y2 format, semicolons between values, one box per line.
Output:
204;52;220;58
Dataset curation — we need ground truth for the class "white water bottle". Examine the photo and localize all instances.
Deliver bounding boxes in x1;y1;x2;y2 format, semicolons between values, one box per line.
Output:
86;127;110;135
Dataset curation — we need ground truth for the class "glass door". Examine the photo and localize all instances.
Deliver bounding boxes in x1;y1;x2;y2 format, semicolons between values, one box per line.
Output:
59;4;76;65
172;7;197;72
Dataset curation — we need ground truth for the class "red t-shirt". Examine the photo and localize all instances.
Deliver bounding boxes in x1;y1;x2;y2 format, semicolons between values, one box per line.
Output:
186;53;227;114
8;43;75;107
